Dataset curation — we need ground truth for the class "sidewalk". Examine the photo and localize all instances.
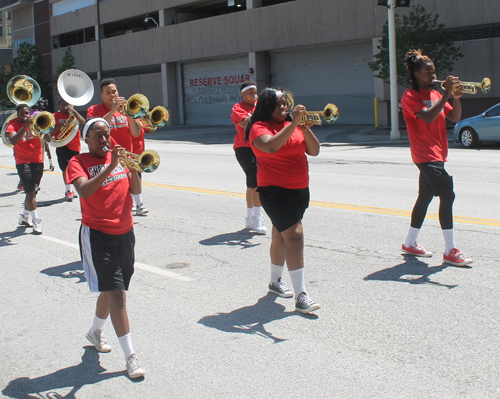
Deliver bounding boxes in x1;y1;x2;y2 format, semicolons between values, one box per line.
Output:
147;124;455;146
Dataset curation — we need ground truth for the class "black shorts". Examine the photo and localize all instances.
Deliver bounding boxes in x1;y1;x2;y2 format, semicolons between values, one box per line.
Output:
16;163;43;194
56;146;79;172
234;147;258;188
416;161;453;197
79;225;135;292
258;186;310;233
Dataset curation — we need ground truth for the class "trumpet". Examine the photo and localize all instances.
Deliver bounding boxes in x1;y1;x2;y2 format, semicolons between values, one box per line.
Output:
284;92;339;125
433;77;491;95
104;146;160;173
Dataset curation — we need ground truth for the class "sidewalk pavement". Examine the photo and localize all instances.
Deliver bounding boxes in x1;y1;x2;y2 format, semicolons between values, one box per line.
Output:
147;124;456;146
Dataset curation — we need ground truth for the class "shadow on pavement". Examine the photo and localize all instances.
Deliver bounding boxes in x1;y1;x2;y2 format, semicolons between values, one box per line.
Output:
198;293;295;343
1;347;125;399
0;226;29;247
363;254;459;289
40;261;86;284
199;229;262;249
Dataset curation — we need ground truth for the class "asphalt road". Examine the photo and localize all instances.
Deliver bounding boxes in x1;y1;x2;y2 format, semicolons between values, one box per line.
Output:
1;135;499;398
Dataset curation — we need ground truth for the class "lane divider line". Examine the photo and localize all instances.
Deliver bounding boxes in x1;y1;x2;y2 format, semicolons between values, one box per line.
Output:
40;235;194;282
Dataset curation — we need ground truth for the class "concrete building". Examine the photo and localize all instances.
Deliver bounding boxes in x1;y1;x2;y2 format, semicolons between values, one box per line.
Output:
5;0;500;125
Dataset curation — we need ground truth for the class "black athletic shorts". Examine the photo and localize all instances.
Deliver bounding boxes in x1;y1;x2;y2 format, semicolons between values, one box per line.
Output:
234;147;258;188
16;163;43;194
56;146;79;172
258;186;310;233
416;161;453;197
79;225;135;292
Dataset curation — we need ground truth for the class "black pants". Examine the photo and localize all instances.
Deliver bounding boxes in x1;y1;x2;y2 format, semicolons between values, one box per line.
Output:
410;161;455;230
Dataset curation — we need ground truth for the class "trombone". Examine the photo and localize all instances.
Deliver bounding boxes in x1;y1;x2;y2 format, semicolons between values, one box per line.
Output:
104;146;160;173
433;77;491;95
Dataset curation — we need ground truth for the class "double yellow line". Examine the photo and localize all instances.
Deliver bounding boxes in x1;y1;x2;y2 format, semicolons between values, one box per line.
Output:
2;164;498;227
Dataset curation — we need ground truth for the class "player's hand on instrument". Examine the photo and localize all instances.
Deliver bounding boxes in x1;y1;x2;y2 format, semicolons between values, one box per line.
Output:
291;105;307;123
110;144;124;167
443;75;460;95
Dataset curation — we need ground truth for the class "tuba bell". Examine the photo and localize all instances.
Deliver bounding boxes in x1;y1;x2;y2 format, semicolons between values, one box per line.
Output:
33;111;56;138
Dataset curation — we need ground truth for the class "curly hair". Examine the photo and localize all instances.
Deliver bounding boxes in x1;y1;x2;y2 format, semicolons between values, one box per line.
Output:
405;49;433;91
244;87;292;141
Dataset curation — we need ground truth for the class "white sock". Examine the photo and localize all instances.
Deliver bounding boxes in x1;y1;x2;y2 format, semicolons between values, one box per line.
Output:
118;332;134;360
70;184;75;192
132;194;143;206
404;226;420;248
270;263;285;284
65;184;71;191
442;229;455;255
23;208;29;216
253;206;262;216
91;315;107;333
246;208;254;218
29;210;38;220
288;268;306;299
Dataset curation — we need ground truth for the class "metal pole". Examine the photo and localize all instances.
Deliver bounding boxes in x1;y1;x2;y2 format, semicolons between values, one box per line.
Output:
96;0;102;80
388;0;400;140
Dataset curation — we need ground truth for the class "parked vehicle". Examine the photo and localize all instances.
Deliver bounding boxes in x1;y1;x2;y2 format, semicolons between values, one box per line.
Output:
453;103;500;148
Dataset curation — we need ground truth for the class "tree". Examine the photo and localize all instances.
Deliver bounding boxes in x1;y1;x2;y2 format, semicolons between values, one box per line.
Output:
368;5;464;88
52;47;76;87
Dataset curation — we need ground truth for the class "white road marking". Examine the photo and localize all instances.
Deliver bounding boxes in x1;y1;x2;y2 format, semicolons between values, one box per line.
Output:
40;235;194;282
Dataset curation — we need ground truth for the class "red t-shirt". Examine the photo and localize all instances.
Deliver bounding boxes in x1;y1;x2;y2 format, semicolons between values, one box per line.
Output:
131;128;146;155
66;152;133;235
231;101;255;149
53;111;81;152
402;87;453;163
87;103;134;152
6;118;43;164
249;120;308;189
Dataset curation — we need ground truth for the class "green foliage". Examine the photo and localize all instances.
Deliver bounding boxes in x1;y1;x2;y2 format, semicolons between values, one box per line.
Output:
368;5;464;87
52;47;76;87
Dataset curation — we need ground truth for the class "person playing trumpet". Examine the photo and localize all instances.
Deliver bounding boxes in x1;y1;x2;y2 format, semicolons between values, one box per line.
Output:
6;103;50;234
49;98;85;201
400;49;472;266
66;118;146;379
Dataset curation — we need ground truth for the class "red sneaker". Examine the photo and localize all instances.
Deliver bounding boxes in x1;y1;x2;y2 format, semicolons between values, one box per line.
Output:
443;248;473;266
402;243;433;257
65;190;74;201
17;181;23;191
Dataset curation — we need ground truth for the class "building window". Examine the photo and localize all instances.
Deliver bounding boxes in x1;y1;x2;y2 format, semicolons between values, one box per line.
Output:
103;12;160;39
3;64;11;72
7;25;11;35
7;12;11;20
262;0;296;5
14;36;35;51
55;27;95;48
0;27;3;37
52;0;93;17
174;1;245;24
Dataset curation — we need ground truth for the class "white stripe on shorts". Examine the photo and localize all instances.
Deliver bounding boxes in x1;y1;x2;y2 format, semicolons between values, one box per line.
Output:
80;225;99;292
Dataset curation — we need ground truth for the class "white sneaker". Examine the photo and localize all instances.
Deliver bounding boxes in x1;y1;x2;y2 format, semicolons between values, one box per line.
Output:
252;214;267;234
32;218;42;235
18;213;32;227
245;216;253;229
85;328;112;353
126;353;146;379
136;202;148;216
131;205;136;214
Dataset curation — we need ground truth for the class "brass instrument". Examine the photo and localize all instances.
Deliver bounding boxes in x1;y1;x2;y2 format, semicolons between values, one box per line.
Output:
6;75;41;107
32;111;56;139
138;106;169;131
120;93;150;119
284;92;339;125
1;112;17;148
433;77;491;95
104;146;160;173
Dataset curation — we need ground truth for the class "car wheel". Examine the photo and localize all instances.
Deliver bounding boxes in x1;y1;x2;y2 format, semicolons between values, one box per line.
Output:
459;127;478;148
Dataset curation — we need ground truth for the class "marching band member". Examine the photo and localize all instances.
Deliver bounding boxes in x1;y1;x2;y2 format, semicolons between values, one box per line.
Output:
50;98;85;200
231;81;266;234
6;103;48;234
130;126;154;216
66;118;146;379
87;78;141;152
245;88;321;313
401;49;472;266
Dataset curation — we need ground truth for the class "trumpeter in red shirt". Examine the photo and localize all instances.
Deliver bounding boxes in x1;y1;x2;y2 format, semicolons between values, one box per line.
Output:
400;49;472;266
245;87;321;314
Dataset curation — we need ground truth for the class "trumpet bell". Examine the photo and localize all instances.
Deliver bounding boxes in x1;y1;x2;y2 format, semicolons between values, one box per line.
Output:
138;149;160;173
323;103;339;123
57;69;94;106
6;75;41;107
125;94;149;119
150;106;169;128
1;112;17;148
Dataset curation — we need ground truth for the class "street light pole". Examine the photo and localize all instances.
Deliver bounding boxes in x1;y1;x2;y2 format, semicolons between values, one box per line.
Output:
388;0;400;140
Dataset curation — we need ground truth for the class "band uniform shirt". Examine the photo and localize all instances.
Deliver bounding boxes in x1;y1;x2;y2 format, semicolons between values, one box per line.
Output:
249;120;309;189
131;127;146;155
231;101;255;149
87;103;134;152
53;111;82;152
6;118;43;164
66;152;133;235
402;87;453;164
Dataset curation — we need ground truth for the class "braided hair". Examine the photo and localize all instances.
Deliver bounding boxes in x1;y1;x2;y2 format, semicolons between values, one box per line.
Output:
244;87;292;141
405;49;432;91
